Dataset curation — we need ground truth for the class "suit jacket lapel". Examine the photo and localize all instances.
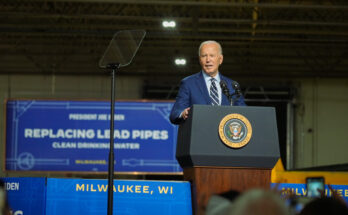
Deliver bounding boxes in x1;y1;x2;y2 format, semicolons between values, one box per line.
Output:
195;72;211;105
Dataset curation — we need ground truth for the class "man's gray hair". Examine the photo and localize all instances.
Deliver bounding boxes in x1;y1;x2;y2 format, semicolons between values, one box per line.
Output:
227;189;289;215
198;40;223;56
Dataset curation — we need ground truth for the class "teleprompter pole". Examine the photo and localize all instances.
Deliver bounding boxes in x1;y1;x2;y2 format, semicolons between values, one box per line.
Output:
107;63;119;215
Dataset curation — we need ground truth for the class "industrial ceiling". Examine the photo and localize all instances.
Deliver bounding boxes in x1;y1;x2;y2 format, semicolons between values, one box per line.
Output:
1;0;348;84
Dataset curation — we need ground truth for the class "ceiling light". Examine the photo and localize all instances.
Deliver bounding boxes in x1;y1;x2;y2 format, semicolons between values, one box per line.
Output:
175;58;186;65
162;20;176;28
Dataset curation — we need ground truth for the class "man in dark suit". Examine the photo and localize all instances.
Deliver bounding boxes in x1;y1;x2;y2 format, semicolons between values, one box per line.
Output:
170;40;246;124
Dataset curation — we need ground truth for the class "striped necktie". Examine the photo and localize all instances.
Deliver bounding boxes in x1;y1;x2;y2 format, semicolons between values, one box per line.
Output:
210;78;219;106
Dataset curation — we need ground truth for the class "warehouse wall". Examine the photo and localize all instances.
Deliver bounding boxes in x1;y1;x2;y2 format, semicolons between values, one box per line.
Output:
294;78;348;168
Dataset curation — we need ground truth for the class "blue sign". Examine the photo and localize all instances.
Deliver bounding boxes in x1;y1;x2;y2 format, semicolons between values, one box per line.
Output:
1;177;46;215
45;178;192;215
5;100;181;173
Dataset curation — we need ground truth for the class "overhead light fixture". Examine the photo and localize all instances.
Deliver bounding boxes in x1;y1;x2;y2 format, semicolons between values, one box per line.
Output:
175;58;186;65
162;20;176;28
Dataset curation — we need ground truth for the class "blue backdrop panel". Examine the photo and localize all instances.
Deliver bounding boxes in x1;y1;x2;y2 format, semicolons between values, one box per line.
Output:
5;100;181;173
1;177;46;215
45;178;192;215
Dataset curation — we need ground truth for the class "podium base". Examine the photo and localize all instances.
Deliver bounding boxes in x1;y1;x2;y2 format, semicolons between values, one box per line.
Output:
183;167;271;215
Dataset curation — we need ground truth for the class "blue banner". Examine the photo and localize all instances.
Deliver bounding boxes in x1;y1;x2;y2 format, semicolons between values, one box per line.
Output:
45;178;192;215
5;100;181;173
1;177;46;215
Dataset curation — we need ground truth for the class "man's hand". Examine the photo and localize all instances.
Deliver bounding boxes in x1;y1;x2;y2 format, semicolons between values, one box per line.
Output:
181;107;191;120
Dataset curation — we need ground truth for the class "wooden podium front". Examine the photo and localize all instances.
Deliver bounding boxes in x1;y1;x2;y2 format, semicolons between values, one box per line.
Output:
184;167;271;214
176;105;280;215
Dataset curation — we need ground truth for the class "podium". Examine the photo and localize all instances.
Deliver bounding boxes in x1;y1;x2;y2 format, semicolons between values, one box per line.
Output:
176;105;280;214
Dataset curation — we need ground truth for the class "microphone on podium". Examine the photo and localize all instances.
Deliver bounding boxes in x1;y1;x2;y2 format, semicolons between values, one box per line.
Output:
220;80;233;105
231;81;242;98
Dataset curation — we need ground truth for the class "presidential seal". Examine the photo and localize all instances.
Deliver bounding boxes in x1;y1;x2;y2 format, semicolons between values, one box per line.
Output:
218;113;252;148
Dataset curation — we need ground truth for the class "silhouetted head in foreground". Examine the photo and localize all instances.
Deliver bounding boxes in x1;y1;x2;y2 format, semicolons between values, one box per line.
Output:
299;197;348;215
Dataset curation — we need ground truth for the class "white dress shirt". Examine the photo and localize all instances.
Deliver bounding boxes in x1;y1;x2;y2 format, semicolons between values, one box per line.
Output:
202;71;222;105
